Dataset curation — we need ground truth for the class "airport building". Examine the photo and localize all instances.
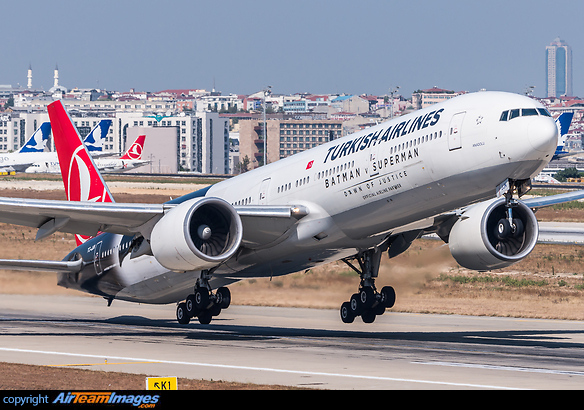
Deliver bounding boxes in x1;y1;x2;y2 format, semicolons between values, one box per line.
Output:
411;87;462;109
1;108;228;174
112;111;229;174
546;38;573;98
238;118;344;169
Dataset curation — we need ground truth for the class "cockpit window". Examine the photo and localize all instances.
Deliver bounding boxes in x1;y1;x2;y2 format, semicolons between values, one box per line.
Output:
522;108;538;116
500;107;551;121
509;109;520;120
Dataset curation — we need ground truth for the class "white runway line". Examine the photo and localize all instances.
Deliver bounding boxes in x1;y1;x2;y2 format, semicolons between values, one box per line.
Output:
0;347;523;390
414;361;584;377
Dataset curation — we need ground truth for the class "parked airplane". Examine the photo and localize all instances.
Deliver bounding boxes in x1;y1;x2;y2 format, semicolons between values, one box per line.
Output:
81;119;113;154
93;134;149;173
533;174;561;184
1;93;583;326
25;119;112;173
0;122;51;172
25;123;147;174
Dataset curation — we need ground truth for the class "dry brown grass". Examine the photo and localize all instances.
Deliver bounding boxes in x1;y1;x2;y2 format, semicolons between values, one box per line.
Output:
0;362;295;390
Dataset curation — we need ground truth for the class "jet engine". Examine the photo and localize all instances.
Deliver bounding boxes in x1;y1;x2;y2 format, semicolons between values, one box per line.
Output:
448;197;538;271
150;197;243;272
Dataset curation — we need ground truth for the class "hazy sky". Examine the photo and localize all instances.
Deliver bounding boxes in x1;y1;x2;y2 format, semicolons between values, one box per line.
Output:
2;0;583;98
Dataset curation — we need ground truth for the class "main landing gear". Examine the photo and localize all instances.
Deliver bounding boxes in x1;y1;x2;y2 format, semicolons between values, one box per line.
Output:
176;271;231;325
340;248;396;324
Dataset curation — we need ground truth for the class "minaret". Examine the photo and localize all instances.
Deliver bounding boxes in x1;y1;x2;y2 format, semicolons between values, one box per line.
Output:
27;64;32;89
53;64;59;89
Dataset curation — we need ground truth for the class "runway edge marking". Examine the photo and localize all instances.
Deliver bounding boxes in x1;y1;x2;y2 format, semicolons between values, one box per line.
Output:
0;347;524;390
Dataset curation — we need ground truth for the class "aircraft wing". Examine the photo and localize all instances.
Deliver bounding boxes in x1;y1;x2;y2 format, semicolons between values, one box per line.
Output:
396;189;584;249
0;197;164;239
521;189;584;208
0;197;308;247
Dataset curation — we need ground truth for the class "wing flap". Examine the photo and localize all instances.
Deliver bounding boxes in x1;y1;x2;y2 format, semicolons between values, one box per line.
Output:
235;205;309;249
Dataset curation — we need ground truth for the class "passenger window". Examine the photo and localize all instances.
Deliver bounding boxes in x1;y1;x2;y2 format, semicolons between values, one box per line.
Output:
500;111;509;121
509;109;520;120
537;108;552;117
522;108;538;116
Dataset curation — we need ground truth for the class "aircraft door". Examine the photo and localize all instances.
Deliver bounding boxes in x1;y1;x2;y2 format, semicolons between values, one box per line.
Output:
368;135;381;178
448;112;466;151
258;177;271;205
93;241;103;275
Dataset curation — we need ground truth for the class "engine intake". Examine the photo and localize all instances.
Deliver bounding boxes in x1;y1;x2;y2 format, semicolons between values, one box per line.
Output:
150;197;243;271
448;197;538;271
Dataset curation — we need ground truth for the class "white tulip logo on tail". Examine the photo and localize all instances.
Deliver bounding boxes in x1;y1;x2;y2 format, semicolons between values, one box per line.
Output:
67;146;112;245
127;142;142;160
67;145;110;203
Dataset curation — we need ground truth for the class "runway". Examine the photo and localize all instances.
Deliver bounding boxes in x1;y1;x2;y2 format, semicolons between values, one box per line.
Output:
1;295;584;390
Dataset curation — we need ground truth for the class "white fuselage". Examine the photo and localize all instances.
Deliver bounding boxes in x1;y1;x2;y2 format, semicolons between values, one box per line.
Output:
0;152;57;172
62;91;558;304
25;155;148;173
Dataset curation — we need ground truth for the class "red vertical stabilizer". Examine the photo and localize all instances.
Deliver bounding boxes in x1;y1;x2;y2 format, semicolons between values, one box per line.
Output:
120;134;145;160
47;100;115;245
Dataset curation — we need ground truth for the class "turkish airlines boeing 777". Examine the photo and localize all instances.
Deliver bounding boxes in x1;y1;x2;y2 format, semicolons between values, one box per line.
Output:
0;92;582;325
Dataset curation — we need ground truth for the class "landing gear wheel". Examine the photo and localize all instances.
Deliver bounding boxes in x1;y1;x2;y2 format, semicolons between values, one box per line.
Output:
359;286;375;309
176;303;190;325
361;309;376;324
197;310;212;325
194;288;210;310
340;302;355;324
185;294;199;317
216;287;231;309
209;304;222;317
495;218;512;240
380;286;396;308
512;218;524;238
350;293;362;316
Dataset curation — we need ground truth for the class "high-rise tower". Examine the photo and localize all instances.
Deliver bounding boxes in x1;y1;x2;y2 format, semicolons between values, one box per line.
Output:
53;64;59;89
546;38;573;97
27;64;32;89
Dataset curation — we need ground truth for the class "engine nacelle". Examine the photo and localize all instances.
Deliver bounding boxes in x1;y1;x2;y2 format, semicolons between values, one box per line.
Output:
448;197;538;271
150;197;243;272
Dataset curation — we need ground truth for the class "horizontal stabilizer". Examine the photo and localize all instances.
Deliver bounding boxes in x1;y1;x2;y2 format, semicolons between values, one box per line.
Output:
0;257;82;273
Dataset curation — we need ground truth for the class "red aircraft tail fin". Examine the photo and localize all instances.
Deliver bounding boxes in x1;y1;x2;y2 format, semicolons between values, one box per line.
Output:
120;134;145;160
47;100;115;246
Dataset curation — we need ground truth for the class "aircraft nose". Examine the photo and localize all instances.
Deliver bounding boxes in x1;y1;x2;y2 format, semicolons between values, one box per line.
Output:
528;117;557;154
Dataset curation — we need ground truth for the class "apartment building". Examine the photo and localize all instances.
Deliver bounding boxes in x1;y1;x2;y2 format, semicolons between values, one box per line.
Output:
239;118;344;169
